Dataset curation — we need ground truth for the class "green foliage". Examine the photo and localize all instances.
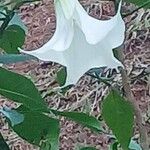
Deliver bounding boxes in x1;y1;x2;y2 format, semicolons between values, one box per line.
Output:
0;54;37;64
0;25;25;54
52;110;102;132
109;142;119;150
124;0;150;8
9;13;28;33
102;90;134;150
10;106;60;150
0;67;48;112
0;67;102;149
0;132;10;150
109;140;142;150
56;67;67;86
0;1;141;148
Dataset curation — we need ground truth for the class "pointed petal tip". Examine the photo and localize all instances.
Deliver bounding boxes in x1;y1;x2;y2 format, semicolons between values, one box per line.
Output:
74;0;125;46
18;47;28;54
18;47;35;56
18;47;22;52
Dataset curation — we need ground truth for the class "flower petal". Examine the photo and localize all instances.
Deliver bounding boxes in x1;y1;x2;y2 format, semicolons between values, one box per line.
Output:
102;2;125;48
63;25;122;85
24;0;74;53
21;1;124;86
20;0;74;61
47;0;74;51
20;0;75;65
58;0;76;19
21;24;122;86
20;48;66;66
74;0;125;45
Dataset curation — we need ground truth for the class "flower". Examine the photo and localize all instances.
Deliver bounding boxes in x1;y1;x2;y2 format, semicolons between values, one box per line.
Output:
20;0;125;86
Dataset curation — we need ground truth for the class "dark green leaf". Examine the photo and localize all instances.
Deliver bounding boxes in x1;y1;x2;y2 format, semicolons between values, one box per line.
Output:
56;67;67;86
102;90;134;150
52;110;102;132
0;132;10;150
9;13;28;33
124;0;150;8
0;67;48;112
109;142;119;150
0;54;37;64
0;25;25;54
10;106;59;150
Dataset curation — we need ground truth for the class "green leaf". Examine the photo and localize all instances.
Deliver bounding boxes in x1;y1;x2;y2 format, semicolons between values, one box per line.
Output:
0;25;25;54
0;67;48;112
124;0;150;8
10;107;59;150
80;147;97;150
109;142;119;150
0;10;27;33
9;13;28;33
0;132;10;150
0;106;24;126
102;90;134;150
0;54;37;64
56;67;67;86
52;110;102;132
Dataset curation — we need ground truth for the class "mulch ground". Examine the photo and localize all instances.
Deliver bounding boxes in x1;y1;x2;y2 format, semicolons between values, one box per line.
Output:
0;0;150;149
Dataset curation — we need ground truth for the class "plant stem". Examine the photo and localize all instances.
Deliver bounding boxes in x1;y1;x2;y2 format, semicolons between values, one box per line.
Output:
86;72;112;87
116;47;149;150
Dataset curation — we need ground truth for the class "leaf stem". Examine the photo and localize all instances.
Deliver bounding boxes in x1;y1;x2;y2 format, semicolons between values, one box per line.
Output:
116;46;149;150
86;72;112;87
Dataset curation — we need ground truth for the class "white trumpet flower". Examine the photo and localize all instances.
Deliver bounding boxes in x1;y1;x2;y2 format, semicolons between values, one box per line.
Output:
20;0;125;86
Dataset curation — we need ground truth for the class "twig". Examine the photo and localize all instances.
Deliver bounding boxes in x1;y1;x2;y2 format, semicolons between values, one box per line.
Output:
116;47;149;150
70;85;102;111
86;72;112;87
